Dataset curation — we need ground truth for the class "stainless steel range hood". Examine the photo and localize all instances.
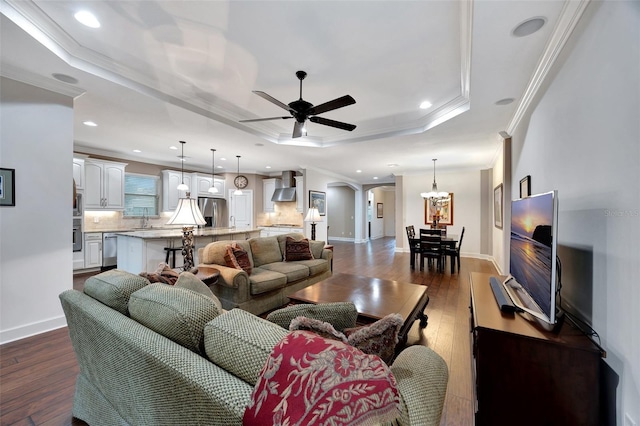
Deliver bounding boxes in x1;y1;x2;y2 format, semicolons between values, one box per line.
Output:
271;171;297;202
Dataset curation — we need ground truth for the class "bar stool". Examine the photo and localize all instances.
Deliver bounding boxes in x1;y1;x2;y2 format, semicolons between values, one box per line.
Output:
164;247;183;268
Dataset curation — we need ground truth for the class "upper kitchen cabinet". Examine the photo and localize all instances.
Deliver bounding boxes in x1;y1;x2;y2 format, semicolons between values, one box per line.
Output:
73;157;85;190
162;170;192;212
295;175;303;212
84;159;127;210
193;173;225;198
263;178;282;212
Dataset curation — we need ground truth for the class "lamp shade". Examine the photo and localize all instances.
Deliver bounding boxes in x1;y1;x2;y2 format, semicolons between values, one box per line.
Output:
304;207;323;223
167;197;206;226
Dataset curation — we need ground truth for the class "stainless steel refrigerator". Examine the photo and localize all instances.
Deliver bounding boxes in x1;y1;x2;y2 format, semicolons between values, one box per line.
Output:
197;197;228;228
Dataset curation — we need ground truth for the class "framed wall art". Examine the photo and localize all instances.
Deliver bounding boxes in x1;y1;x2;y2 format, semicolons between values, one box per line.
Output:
377;203;383;218
520;175;531;198
0;168;15;207
424;193;454;226
309;190;326;216
494;183;503;229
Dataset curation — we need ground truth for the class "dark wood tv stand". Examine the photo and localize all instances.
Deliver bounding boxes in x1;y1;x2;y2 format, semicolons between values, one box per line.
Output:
470;272;602;425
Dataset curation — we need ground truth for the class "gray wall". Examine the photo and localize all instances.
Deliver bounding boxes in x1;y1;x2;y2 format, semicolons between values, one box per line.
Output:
327;186;355;240
510;1;639;422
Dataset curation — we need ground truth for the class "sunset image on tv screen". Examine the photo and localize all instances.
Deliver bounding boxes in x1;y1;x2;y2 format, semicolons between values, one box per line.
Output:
509;193;554;316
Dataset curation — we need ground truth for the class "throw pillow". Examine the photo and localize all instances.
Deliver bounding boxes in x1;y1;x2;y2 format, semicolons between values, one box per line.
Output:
284;236;314;261
243;330;401;426
224;243;252;275
174;271;223;312
289;316;348;343
344;313;404;365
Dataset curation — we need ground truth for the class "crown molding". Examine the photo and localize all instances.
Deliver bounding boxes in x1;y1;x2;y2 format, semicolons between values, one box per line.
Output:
506;0;591;135
0;63;86;98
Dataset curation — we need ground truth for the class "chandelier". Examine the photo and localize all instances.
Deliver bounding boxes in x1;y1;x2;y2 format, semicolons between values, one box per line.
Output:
420;158;449;205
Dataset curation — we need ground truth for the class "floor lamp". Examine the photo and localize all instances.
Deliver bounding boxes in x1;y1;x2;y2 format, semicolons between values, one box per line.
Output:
304;207;323;241
167;192;206;270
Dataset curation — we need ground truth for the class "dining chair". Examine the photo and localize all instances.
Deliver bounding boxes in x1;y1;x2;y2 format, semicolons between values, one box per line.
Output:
443;226;465;274
420;228;443;237
419;232;443;272
405;226;420;270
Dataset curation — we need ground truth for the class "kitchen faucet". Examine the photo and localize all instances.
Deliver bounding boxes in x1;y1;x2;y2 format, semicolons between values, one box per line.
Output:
141;207;149;228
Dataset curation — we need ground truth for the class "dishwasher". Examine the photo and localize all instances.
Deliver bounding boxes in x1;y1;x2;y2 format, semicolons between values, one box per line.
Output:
102;233;117;270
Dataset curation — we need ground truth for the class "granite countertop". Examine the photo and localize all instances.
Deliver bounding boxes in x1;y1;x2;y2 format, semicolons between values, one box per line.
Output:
114;227;261;239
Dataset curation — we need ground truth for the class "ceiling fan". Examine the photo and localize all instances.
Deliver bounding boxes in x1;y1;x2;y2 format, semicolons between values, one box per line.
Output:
240;70;356;138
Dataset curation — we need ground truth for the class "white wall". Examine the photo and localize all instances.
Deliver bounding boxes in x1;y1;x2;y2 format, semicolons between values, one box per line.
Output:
510;1;639;422
401;169;482;257
0;78;74;343
370;187;385;239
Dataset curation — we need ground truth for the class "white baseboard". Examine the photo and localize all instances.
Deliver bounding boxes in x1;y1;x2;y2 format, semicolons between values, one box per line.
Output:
328;237;355;242
0;315;68;345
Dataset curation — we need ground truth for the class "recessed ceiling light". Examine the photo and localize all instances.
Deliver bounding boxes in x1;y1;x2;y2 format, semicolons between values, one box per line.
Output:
169;146;178;150
256;143;264;147
82;121;97;127
74;10;101;28
373;177;379;180
265;166;272;169
387;163;399;168
133;149;141;153
512;17;546;37
495;98;515;106
220;157;227;161
356;170;362;173
52;73;78;84
216;165;223;169
419;101;432;109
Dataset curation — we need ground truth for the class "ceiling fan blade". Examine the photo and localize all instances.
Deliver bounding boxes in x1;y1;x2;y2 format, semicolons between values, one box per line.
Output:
239;116;293;123
308;95;356;115
309;116;356;131
253;91;295;112
292;121;305;138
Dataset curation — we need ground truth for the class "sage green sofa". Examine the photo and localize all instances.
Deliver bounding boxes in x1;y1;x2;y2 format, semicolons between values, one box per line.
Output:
197;233;333;315
60;270;449;426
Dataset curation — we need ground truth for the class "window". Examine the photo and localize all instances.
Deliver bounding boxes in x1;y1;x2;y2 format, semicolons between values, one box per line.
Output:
124;173;159;217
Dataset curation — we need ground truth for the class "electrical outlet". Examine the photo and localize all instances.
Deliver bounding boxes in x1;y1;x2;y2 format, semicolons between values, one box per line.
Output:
626;413;637;426
93;216;99;223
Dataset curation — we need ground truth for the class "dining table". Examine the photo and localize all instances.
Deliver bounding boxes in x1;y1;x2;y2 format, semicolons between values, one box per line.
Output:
408;232;458;271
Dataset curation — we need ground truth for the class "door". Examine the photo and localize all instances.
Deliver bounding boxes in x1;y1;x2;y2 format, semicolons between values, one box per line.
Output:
228;189;253;229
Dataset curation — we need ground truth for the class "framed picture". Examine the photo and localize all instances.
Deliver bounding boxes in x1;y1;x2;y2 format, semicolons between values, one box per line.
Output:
0;168;15;207
309;190;326;216
494;183;503;229
520;175;531;198
376;203;383;218
424;193;454;226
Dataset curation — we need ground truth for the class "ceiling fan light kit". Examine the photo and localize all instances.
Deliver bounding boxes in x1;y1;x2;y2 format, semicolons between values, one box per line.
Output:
240;70;357;139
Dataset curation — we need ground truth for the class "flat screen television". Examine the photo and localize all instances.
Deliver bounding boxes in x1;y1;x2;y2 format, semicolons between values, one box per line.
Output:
503;190;560;330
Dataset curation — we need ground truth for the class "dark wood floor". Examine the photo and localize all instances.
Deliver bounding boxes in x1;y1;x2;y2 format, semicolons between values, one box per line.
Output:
0;237;497;425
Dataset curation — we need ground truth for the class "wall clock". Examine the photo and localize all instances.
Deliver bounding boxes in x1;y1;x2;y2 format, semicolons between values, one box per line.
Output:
234;175;249;189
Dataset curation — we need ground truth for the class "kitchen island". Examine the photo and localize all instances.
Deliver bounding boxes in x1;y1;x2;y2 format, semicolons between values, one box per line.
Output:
116;227;260;274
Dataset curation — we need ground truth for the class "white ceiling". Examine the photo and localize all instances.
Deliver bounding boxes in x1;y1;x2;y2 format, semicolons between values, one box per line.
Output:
1;0;573;184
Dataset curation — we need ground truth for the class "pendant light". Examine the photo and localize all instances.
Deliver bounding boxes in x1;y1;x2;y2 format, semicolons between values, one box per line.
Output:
176;140;189;191
208;148;219;194
420;158;448;201
234;155;243;195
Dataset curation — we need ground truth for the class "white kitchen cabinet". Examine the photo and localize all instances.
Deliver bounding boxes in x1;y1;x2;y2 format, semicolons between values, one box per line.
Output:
193;173;226;198
162;170;192;212
262;178;282;212
295;175;304;212
84;159;126;210
73;158;85;190
84;233;102;269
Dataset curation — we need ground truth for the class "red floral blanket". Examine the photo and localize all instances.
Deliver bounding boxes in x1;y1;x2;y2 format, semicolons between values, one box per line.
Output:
243;330;401;426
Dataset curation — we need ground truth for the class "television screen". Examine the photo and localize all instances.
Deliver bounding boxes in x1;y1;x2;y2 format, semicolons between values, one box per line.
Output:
507;190;559;326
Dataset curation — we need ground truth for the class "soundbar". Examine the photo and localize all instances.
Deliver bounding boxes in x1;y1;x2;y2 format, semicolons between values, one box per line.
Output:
490;276;518;313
